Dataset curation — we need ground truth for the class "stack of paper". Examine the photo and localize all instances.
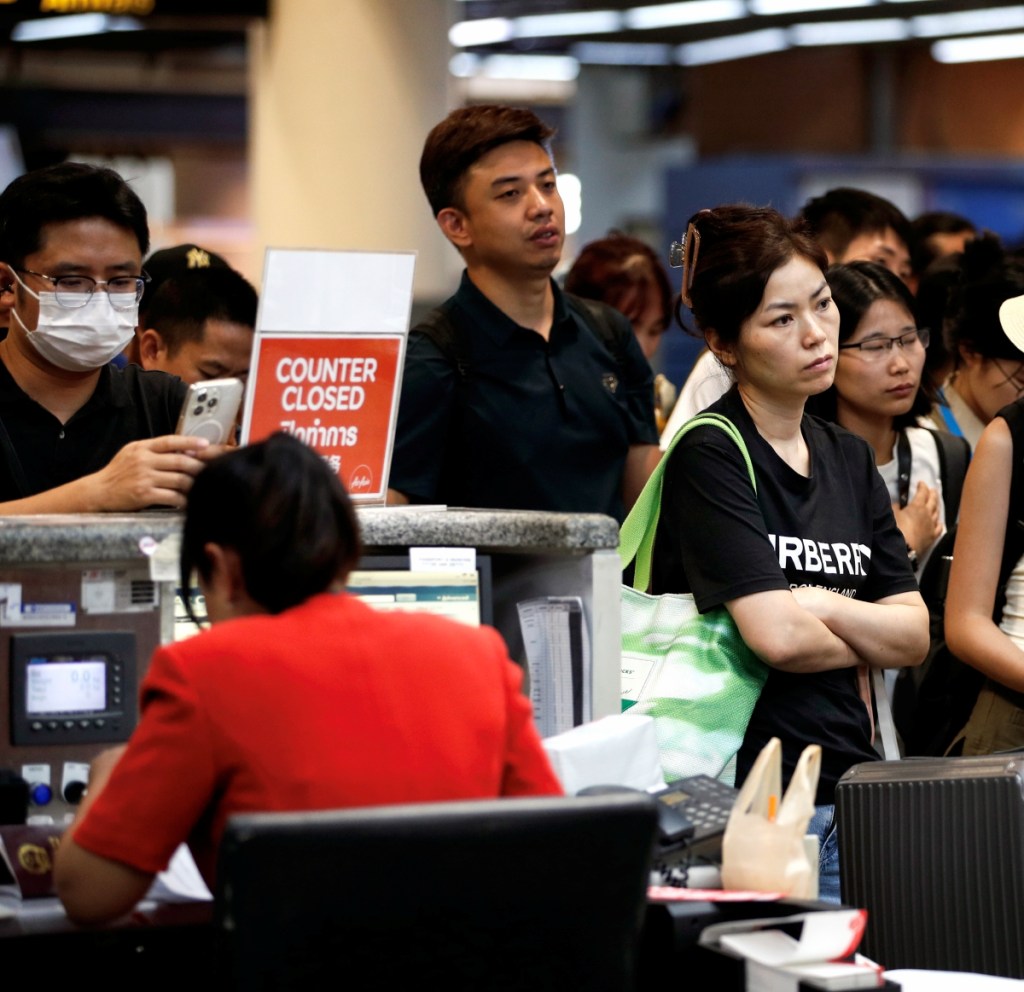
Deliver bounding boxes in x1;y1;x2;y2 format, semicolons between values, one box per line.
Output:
700;909;896;991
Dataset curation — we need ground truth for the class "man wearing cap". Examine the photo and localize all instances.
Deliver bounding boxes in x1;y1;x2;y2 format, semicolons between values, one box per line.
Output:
125;243;257;386
0;164;221;513
388;105;658;521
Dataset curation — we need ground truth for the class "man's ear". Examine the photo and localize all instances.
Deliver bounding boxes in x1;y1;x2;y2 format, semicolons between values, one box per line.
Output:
436;207;472;250
706;328;737;368
138;328;169;370
0;262;17;297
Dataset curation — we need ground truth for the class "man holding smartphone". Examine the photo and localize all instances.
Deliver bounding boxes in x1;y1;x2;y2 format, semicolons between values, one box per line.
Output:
0;162;222;513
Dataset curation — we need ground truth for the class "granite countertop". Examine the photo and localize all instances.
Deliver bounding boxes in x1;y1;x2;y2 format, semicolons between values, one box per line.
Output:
0;508;620;564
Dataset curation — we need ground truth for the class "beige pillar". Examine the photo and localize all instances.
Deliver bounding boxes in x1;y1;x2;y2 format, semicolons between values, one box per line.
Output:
250;0;459;300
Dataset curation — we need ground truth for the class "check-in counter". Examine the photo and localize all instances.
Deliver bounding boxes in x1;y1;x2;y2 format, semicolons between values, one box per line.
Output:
0;508;622;823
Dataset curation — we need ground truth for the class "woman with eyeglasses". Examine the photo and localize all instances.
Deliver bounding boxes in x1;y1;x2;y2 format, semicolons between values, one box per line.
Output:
650;206;928;901
809;262;962;575
933;234;1024;450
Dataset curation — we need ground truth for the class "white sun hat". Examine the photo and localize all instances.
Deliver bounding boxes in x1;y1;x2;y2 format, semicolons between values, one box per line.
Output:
999;293;1024;353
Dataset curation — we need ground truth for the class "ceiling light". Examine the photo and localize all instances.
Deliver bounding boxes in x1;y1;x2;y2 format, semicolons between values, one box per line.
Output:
448;18;514;48
460;55;581;82
558;174;582;236
791;18;910;45
751;0;872;13
933;31;1024;63
572;41;674;65
677;28;789;65
12;14;141;42
515;11;621;38
449;53;479;78
626;1;745;30
913;7;1024;39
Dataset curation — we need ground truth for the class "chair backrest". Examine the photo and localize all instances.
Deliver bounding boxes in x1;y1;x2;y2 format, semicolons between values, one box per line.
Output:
216;793;658;992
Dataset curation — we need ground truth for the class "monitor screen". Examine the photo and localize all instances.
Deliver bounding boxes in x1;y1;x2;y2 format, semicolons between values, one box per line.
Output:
26;657;106;715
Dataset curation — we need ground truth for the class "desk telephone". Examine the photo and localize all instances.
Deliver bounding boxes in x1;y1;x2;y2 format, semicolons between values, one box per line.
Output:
580;774;739;861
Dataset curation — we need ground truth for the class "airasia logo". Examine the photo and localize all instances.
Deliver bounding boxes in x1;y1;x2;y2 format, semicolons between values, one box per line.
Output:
348;465;374;493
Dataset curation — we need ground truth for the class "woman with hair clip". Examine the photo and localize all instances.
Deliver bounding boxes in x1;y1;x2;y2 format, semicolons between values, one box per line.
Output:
810;261;955;575
650;206;928;901
54;432;561;924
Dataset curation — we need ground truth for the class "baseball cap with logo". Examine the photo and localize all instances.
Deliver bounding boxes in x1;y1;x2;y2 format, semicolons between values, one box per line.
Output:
141;243;230;315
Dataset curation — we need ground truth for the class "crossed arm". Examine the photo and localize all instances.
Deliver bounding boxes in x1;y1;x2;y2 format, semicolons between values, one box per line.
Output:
727;586;928;674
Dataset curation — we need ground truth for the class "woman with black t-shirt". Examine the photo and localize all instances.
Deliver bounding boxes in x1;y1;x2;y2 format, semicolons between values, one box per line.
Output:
652;206;928;902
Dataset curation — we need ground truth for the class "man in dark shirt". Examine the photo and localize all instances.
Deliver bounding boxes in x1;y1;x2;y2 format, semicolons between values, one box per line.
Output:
0;162;219;512
388;105;658;521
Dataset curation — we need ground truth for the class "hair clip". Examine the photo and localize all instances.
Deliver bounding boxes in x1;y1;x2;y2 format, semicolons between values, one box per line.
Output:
669;222;701;309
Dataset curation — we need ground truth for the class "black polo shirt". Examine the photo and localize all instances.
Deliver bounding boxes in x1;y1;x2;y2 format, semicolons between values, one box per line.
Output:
0;360;187;501
390;272;657;522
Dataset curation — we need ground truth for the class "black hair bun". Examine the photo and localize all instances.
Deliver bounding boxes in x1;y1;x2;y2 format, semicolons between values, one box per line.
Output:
959;232;1006;283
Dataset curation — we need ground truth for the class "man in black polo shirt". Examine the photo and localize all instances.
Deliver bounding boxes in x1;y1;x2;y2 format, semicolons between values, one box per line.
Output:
387;105;658;522
0;163;217;512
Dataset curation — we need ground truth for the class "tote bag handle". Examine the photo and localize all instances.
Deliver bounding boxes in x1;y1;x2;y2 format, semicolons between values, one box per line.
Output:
619;412;757;591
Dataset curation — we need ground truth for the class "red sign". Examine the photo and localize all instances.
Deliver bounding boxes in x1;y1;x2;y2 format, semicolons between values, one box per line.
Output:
244;334;403;501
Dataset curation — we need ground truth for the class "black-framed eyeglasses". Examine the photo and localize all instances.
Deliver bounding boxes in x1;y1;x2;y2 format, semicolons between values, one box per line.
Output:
16;269;149;311
838;327;930;360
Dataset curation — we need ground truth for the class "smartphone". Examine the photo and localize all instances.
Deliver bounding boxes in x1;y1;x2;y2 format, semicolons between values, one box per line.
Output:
175;378;244;445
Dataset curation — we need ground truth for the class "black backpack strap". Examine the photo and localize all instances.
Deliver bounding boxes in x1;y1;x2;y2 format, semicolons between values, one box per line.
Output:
416;292;633;382
564;293;632;373
411;301;472;381
931;428;971;525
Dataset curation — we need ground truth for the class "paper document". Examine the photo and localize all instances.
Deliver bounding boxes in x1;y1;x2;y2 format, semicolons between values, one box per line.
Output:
700;909;868;965
517;597;590;737
146;844;213;903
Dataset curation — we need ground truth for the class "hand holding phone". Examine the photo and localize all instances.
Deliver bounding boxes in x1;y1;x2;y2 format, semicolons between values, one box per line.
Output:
175;378;244;445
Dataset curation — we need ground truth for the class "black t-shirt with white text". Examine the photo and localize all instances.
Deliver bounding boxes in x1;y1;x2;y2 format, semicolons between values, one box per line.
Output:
651;387;917;804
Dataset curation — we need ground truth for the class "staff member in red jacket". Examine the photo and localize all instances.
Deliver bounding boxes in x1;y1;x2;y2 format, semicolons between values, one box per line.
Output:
55;432;561;924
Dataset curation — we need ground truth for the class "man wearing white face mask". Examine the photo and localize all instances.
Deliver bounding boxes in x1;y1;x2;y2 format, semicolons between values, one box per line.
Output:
0;162;222;513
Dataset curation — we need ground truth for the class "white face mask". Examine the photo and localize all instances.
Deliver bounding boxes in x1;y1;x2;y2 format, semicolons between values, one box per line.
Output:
11;275;138;373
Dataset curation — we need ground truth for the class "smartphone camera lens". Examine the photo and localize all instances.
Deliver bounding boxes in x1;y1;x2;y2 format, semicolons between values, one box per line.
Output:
197;391;207;404
208;397;218;409
193;406;203;416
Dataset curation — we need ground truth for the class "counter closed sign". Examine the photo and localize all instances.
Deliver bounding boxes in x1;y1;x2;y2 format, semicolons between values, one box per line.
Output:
242;248;416;503
245;334;403;500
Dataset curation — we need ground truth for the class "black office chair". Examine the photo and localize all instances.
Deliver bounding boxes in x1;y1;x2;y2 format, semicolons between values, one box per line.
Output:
216;793;658;991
